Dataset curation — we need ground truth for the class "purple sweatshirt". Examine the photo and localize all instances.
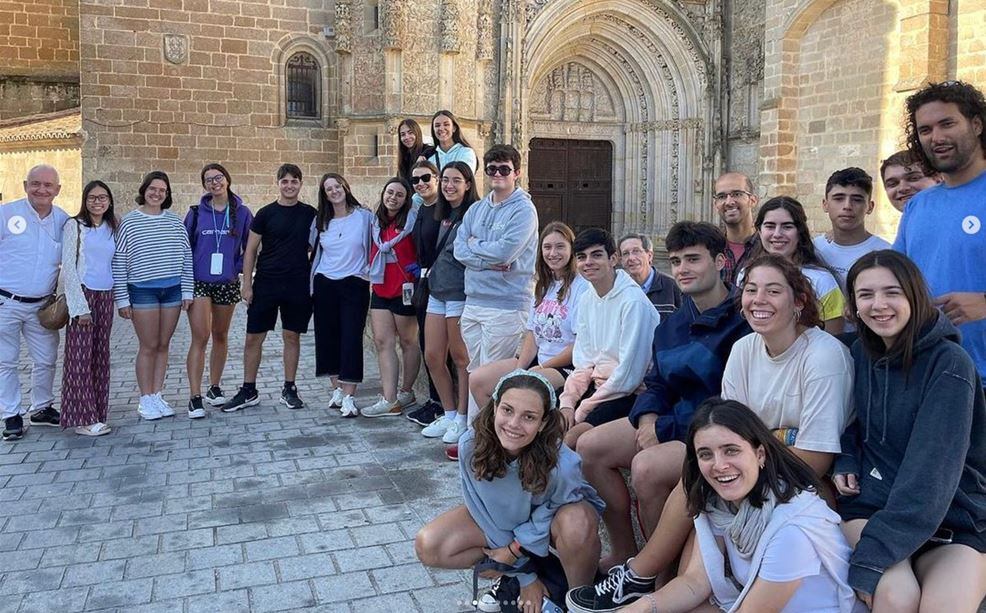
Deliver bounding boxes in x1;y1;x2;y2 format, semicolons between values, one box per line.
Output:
183;194;254;283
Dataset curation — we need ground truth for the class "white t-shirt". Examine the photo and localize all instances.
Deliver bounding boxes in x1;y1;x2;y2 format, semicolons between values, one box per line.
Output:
721;327;853;453
527;275;590;365
718;523;845;612
812;234;892;292
315;211;370;280
82;223;115;291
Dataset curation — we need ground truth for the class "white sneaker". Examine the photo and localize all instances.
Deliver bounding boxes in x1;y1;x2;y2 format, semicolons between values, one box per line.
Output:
442;419;466;444
154;393;176;418
340;395;359;418
421;415;451;438
396;389;416;408
362;396;402;418
328;387;345;408
476;577;503;612
137;396;162;421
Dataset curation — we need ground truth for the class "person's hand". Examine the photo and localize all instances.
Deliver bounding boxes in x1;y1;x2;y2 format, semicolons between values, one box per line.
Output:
519;578;546;613
181;299;193;312
559;407;575;432
118;307;132;320
635;415;659;450
404;262;421;279
574;404;592;424
76;314;92;327
934;292;986;326
489;263;510;272
833;473;860;496
241;284;253;305
483;546;517;566
855;589;873;609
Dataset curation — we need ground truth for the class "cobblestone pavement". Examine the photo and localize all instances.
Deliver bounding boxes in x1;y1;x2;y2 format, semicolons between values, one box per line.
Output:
1;305;475;612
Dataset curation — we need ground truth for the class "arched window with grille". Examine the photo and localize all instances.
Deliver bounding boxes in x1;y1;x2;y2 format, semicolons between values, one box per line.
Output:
286;52;320;120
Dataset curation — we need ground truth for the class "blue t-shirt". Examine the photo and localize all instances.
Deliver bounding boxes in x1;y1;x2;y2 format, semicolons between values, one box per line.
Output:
893;170;986;378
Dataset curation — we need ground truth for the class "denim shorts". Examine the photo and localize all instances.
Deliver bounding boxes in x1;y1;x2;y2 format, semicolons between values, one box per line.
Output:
128;284;182;310
426;296;465;318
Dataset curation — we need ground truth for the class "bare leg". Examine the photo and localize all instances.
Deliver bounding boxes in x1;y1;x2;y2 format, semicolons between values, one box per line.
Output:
185;298;212;397
630;441;687;536
551;501;601;588
575;418;640;568
470;358;520;409
447;317;471;413
394;314;421;393
627;483;693;579
242;332;266;383
282;330;300;382
153;306;182;394
130;308;162;396
842;519;920;613
914;543;986;613
415;505;488;569
208;303;235;387
371;309;399;402
425;314;454;410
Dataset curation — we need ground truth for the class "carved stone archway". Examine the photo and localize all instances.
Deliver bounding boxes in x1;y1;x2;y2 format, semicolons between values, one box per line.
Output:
500;0;720;241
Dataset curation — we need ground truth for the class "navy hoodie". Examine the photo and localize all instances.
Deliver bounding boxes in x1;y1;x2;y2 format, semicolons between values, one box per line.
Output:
835;313;986;594
628;286;751;441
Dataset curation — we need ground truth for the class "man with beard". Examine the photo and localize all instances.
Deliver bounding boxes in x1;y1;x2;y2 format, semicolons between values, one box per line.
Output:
712;171;759;285
894;80;986;382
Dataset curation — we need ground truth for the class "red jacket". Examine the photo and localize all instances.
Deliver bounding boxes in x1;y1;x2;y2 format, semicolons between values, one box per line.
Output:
369;223;417;299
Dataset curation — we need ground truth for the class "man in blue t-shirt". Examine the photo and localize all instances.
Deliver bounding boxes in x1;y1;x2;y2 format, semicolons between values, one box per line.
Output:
893;81;986;380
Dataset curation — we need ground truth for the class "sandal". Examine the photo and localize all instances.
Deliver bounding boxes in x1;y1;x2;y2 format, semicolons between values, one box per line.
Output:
75;422;111;437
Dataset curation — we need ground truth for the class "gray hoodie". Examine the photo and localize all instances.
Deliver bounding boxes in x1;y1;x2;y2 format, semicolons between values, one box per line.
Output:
452;187;538;312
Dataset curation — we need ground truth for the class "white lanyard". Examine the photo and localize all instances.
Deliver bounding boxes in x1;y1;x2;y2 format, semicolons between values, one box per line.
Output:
211;204;230;254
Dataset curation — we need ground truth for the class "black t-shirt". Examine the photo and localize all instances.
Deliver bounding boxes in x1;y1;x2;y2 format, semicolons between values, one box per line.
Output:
413;202;443;269
251;200;317;281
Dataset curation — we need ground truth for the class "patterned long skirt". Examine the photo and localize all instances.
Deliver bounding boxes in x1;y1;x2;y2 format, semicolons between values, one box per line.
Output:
60;288;114;428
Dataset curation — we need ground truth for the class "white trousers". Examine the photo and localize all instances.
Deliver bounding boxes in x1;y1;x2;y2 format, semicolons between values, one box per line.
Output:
460;304;528;424
0;297;59;419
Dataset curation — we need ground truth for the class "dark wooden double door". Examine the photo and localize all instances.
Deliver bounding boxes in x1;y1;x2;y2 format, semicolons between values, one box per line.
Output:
528;138;613;235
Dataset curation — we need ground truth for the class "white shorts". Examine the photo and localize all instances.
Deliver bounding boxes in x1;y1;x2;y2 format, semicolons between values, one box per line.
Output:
426;296;465;318
459;304;528;373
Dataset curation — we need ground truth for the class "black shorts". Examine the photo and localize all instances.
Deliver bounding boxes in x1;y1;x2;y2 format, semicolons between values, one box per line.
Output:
840;501;986;556
246;277;312;334
193;279;241;306
370;293;416;317
579;385;637;427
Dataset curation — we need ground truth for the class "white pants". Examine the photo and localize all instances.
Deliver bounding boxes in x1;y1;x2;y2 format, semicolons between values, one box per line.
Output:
460;304;528;424
0;297;59;419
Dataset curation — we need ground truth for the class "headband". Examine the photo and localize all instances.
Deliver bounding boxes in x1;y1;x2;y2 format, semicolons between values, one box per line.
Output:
491;369;557;411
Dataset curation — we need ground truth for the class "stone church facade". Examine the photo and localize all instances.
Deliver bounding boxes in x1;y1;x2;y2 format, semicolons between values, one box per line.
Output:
2;0;985;242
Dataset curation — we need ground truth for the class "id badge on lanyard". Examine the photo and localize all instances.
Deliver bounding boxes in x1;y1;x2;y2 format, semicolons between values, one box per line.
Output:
211;205;230;276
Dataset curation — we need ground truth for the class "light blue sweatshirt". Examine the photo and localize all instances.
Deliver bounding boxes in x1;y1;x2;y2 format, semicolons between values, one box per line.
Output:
453;187;539;311
458;428;605;587
429;142;478;172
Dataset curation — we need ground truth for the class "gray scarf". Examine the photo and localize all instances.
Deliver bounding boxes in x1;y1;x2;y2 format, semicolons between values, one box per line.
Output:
706;487;778;558
369;205;418;285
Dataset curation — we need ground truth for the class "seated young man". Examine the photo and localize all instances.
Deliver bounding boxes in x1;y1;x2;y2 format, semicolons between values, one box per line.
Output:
879;149;940;213
567;222;751;613
558;228;660;449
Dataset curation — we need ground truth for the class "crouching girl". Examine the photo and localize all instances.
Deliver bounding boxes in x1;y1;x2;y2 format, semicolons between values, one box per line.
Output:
415;370;604;612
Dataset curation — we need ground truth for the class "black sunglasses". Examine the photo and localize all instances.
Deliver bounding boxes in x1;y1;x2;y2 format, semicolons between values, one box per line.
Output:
484;165;514;177
410;174;433;184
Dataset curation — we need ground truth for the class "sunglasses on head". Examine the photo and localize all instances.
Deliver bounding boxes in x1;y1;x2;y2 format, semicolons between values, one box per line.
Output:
485;165;514;177
410;173;433;184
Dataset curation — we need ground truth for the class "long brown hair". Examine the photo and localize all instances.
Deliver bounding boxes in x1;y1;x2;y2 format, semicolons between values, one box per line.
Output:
740;254;823;330
316;173;362;231
534;221;577;307
374;177;413;231
471;374;563;495
397;118;426;180
753;196;831;272
846;250;936;370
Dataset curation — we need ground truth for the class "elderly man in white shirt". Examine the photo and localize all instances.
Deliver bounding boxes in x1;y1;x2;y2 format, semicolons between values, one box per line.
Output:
0;165;70;441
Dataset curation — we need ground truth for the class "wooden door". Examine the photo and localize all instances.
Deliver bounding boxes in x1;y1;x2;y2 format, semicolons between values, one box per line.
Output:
528;138;613;235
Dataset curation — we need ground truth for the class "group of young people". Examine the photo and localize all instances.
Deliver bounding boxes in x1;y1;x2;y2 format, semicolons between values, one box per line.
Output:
414;80;986;613
1;83;984;613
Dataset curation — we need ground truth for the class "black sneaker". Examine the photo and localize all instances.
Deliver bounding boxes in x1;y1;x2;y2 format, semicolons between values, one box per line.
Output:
204;385;226;407
565;561;656;613
221;387;260;413
187;396;206;419
28;406;59;427
406;400;443;427
280;384;305;410
2;415;24;441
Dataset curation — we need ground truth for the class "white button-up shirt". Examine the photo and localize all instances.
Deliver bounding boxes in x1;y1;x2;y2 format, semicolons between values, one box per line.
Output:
0;198;69;298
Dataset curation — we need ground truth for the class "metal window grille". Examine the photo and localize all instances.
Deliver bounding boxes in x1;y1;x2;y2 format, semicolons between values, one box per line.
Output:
286;53;319;119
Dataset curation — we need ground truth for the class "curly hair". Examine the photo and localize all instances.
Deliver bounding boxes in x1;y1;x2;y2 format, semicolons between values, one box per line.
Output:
470;374;563;495
535;221;578;307
739;254;823;330
905;81;986;172
684;398;821;517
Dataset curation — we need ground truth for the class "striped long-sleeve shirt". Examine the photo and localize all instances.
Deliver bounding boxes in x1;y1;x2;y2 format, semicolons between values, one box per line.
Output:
112;209;194;307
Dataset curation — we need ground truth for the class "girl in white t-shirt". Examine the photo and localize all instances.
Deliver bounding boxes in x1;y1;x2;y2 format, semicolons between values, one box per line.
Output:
722;254;853;485
469;221;589;410
620;397;862;613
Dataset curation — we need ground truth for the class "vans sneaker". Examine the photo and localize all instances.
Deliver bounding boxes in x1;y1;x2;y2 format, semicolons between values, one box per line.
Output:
204;385;226;407
362;396;403;418
222;387;260;413
441;419;466;444
339;395;359;418
421;415;451;438
187;396;206;419
565;560;655;613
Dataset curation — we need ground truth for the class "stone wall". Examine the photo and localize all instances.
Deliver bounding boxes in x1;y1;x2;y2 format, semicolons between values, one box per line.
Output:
79;0;340;212
723;0;766;185
0;147;83;214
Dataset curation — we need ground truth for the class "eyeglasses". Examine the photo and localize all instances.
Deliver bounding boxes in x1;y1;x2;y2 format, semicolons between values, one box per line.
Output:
713;189;752;203
204;175;226;186
86;194;110;204
409;174;433;184
485;165;514;177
